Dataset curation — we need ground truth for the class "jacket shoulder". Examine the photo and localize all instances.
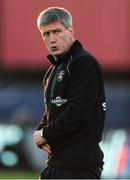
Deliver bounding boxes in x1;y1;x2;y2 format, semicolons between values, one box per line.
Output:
70;50;102;73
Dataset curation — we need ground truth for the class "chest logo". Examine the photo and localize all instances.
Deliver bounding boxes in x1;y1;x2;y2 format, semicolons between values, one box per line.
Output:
57;71;65;82
51;96;67;107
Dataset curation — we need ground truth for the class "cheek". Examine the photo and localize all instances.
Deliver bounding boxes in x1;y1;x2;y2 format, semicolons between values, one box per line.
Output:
66;32;73;43
64;33;70;40
60;35;70;46
43;39;49;48
61;35;71;48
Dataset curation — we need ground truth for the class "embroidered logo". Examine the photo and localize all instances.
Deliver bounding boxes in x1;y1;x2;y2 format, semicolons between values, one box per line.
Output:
51;96;67;106
57;71;65;82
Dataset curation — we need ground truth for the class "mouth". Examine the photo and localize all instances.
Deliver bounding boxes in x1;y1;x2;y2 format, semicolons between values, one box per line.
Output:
50;46;59;51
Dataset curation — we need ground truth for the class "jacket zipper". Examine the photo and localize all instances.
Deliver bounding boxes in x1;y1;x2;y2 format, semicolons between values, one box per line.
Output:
50;66;60;98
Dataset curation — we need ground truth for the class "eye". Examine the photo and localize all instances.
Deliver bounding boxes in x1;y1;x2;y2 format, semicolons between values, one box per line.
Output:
53;29;61;35
42;32;50;38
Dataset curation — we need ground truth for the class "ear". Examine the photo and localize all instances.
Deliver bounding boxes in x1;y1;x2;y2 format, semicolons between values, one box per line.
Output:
67;26;74;35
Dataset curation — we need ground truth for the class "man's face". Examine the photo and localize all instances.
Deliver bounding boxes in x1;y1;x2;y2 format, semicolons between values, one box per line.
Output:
39;21;74;56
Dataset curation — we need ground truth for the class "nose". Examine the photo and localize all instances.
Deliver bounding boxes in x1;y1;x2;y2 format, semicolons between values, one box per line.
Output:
49;33;56;43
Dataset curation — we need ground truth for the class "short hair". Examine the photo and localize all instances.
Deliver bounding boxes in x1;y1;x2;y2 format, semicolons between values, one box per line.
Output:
37;7;73;29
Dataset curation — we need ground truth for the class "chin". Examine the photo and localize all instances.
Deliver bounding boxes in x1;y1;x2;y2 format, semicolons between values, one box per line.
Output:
51;51;63;56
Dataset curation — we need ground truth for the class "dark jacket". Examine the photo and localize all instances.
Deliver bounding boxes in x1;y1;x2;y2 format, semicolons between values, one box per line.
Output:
36;40;106;169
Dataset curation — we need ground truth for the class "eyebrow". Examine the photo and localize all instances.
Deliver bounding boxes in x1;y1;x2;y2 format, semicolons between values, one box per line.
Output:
43;28;62;36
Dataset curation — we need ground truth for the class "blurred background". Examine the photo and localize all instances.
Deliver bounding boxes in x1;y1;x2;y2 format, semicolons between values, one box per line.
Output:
0;0;130;179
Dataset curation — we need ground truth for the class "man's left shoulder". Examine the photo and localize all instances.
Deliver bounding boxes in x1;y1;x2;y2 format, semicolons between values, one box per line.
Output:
77;50;102;70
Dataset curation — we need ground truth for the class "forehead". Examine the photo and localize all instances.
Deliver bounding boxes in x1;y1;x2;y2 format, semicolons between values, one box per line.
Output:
40;21;65;32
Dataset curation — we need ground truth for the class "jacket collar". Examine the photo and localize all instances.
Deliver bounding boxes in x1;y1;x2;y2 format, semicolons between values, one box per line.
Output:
47;40;83;66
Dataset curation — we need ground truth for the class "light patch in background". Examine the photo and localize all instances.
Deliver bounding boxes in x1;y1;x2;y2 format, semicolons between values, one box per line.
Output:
101;129;129;178
0;124;23;152
1;150;18;166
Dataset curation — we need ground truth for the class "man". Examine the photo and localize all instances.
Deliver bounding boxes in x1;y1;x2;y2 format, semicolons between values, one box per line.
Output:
33;7;106;179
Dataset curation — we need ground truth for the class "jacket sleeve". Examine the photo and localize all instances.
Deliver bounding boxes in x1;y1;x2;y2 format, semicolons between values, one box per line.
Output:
35;81;48;130
35;110;47;130
35;66;53;130
42;56;101;142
